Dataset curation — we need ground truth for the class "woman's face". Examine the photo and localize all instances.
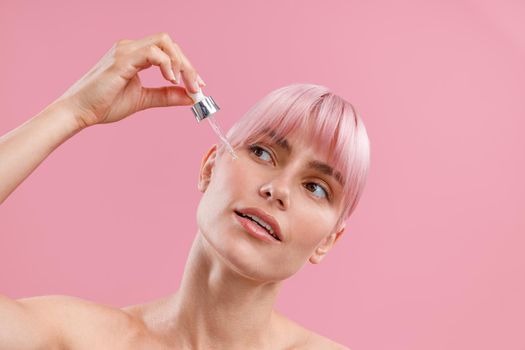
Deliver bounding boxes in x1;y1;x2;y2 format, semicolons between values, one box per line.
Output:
196;128;346;282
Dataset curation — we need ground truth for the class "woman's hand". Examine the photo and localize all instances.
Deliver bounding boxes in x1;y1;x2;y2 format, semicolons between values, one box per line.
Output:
56;32;206;129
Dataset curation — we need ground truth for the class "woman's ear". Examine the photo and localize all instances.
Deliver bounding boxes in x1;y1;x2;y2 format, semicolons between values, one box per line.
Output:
197;144;218;193
308;224;346;264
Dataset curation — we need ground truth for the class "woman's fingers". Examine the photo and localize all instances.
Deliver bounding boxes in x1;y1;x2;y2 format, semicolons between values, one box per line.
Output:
111;40;171;83
158;37;184;84
127;32;200;92
177;49;201;92
147;44;177;82
140;85;195;110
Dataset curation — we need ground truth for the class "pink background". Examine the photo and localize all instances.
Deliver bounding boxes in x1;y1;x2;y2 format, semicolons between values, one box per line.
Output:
1;0;524;349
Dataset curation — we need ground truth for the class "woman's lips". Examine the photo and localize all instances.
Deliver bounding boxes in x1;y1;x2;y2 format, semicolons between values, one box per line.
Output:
234;208;283;241
234;212;281;244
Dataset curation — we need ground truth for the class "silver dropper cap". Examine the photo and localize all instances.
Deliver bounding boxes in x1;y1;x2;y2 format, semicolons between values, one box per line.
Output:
187;88;220;123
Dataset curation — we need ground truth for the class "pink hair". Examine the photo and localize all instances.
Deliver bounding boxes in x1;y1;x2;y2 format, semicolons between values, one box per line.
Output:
218;83;371;231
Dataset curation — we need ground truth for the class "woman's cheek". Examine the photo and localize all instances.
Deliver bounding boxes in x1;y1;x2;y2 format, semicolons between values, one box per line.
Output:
295;205;333;246
221;153;254;194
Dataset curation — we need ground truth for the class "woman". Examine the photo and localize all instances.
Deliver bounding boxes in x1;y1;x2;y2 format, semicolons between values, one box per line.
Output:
0;32;370;349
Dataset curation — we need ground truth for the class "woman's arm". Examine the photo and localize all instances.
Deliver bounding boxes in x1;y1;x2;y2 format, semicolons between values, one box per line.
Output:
0;32;205;205
0;100;82;205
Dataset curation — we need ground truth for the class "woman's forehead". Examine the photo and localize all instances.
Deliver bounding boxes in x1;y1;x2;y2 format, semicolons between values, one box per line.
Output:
254;127;329;157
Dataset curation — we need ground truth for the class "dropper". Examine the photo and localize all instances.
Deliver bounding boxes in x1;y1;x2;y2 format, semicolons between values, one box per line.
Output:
187;87;238;160
187;88;220;123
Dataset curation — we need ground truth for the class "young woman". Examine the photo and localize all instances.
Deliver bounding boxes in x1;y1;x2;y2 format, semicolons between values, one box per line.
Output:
0;32;370;349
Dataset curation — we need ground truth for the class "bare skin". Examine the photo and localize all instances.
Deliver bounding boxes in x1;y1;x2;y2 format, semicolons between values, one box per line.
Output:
6;293;345;349
0;32;350;349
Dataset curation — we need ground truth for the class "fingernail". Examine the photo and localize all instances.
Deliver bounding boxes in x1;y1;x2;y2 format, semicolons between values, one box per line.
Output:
168;67;176;81
197;74;206;86
191;79;200;92
169;70;179;84
173;71;180;84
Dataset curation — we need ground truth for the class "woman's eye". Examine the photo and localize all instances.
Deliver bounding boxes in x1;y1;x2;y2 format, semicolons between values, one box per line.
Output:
305;183;330;200
249;144;331;201
249;144;273;162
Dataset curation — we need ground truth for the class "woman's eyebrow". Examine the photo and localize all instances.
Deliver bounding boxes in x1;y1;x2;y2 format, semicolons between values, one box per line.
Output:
307;160;344;187
263;129;291;153
262;129;344;187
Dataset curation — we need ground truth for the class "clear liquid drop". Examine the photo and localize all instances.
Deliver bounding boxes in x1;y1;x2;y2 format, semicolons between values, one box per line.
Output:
205;115;238;160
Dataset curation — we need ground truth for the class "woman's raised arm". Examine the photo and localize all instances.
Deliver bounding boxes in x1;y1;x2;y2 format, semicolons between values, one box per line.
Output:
0;32;206;205
0;101;82;204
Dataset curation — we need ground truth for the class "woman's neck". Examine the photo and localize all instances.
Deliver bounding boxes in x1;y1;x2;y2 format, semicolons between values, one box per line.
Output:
144;231;285;349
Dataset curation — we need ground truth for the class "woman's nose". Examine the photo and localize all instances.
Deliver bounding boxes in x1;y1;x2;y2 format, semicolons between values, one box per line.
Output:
259;182;289;209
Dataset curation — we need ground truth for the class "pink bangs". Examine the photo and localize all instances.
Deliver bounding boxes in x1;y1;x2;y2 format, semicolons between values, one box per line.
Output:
219;83;371;229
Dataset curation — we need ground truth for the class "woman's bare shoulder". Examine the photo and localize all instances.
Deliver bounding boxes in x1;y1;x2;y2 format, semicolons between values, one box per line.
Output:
19;294;132;321
17;294;140;345
302;332;351;350
274;311;350;350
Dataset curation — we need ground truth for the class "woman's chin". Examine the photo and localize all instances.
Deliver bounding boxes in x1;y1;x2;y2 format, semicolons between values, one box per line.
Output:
201;228;284;282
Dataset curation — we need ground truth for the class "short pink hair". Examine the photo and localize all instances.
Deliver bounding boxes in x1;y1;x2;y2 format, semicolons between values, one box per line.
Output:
218;83;371;231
